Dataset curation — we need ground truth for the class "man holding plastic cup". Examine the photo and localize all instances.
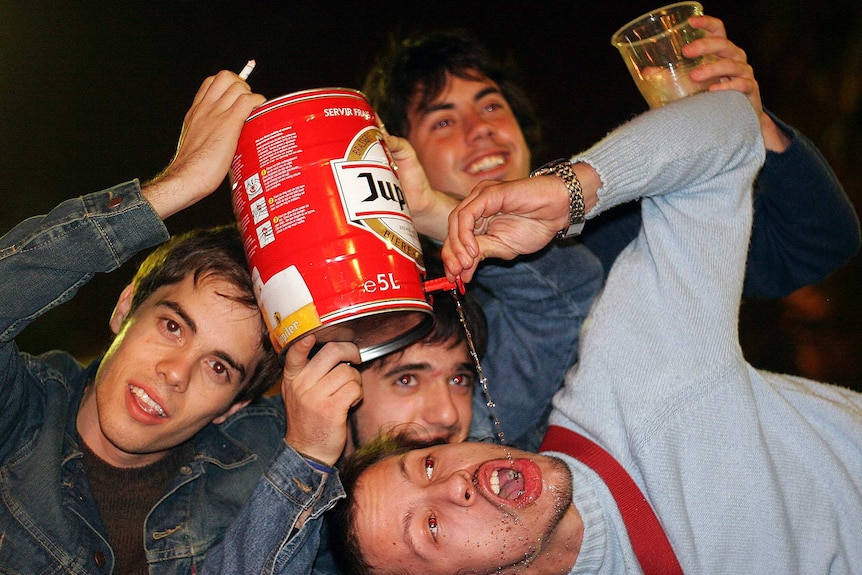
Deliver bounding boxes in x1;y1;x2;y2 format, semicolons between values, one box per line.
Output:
612;2;720;108
360;14;858;452
612;4;793;153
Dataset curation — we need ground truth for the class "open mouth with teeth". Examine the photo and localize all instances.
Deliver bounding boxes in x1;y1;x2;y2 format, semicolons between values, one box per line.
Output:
476;458;542;508
129;385;167;418
466;154;506;175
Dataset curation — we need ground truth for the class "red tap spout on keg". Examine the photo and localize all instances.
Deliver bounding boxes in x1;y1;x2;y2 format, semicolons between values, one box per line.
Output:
422;275;465;295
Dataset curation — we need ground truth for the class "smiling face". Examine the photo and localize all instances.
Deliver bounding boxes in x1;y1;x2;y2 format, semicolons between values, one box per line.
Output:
351;441;583;575
350;337;474;451
406;72;532;199
77;274;265;468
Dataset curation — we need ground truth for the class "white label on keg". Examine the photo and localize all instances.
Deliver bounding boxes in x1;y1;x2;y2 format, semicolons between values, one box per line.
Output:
331;128;422;264
252;265;321;346
333;162;407;216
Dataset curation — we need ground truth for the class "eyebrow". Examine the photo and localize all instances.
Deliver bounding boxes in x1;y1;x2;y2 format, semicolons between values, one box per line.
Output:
160;300;197;333
158;299;248;381
456;361;476;375
398;455;426;560
420;85;503;117
382;362;432;377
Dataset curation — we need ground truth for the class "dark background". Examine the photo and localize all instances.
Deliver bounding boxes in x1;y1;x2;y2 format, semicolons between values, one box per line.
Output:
2;1;860;390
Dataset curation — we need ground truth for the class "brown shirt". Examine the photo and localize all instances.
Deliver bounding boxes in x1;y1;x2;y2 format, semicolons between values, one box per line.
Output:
81;438;194;575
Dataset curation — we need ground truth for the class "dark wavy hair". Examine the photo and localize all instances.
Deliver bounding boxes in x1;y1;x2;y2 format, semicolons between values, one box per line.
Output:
126;224;280;403
362;29;542;155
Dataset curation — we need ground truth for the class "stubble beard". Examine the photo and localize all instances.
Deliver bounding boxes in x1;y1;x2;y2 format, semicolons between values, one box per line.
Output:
472;455;575;575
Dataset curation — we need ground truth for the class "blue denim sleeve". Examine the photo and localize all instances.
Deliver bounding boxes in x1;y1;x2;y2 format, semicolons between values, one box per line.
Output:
469;242;604;450
580;200;642;279
0;180;169;342
743;112;860;297
200;442;345;575
1;181;169;448
582;113;860;299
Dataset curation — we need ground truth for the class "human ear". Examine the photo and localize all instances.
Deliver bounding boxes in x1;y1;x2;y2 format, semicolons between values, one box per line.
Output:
109;284;135;335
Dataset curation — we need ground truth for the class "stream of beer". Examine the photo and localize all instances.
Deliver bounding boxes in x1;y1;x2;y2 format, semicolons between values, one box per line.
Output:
450;289;507;445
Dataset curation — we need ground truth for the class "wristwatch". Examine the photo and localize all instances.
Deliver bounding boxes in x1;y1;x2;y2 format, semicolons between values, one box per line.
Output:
530;158;585;238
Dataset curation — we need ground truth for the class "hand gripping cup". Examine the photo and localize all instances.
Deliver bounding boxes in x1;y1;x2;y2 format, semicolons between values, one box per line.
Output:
611;2;719;108
231;88;434;362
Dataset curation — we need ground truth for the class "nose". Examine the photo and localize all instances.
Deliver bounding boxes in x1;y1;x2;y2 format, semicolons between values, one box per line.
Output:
421;383;460;430
465;111;494;143
431;469;477;508
156;352;191;392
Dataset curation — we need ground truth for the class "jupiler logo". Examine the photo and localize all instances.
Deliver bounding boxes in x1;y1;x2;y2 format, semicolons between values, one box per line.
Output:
331;127;422;264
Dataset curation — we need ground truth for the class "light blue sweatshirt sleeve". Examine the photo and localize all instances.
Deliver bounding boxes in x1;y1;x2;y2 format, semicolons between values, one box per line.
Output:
551;90;861;575
579;109;860;298
560;91;765;409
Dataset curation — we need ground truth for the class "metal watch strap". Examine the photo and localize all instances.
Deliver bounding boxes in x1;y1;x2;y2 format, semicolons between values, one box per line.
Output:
530;158;585;238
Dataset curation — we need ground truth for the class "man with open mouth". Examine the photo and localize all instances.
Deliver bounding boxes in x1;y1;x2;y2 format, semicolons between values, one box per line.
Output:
202;18;861;575
346;441;579;575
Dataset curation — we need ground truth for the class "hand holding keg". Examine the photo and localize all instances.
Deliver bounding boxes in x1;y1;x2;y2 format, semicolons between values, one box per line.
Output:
280;335;363;468
382;132;459;242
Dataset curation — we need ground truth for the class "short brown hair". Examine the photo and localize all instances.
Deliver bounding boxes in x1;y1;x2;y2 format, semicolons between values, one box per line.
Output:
359;239;488;375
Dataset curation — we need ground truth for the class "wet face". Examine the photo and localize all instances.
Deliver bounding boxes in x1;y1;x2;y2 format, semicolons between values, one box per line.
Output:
406;73;531;199
352;442;582;575
351;338;474;448
78;274;264;467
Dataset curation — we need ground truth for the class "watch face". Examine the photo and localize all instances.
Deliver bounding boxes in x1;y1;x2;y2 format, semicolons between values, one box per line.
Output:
531;159;568;176
557;221;586;239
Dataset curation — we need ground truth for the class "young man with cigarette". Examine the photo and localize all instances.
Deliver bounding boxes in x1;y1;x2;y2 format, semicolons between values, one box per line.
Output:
0;70;364;575
0;65;591;575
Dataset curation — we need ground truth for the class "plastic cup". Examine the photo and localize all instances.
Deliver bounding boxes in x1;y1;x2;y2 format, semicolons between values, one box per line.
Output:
611;2;718;108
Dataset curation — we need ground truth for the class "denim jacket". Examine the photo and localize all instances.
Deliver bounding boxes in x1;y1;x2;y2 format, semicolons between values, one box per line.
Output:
0;181;341;575
468;241;603;449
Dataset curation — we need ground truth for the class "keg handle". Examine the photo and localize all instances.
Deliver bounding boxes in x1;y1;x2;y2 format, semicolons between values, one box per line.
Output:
422;275;465;295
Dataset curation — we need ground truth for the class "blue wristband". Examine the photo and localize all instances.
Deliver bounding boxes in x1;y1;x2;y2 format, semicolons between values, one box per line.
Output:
302;456;336;475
